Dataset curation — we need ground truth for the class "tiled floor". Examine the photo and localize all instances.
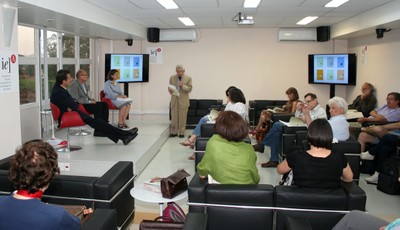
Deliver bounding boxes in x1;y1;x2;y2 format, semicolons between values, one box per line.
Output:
48;115;399;229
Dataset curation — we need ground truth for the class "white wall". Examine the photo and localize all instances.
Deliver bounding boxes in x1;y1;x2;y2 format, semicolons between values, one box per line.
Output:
347;27;400;108
103;28;349;114
0;6;22;159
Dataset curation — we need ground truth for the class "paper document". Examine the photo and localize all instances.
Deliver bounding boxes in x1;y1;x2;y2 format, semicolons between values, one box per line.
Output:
267;107;285;113
280;117;306;127
207;109;219;121
168;84;180;97
345;110;363;120
116;97;133;102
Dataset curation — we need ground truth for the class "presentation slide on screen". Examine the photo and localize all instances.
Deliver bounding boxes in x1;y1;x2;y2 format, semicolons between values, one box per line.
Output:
313;54;349;84
110;54;144;82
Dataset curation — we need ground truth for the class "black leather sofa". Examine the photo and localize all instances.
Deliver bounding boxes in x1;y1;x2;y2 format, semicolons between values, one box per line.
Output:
186;99;223;128
185;173;366;230
0;157;135;230
248;100;287;127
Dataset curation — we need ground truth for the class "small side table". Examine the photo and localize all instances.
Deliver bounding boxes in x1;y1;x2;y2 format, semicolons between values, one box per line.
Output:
130;183;187;216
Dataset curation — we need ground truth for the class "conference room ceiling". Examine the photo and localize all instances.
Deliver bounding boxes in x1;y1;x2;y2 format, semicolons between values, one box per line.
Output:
14;0;400;40
87;0;394;29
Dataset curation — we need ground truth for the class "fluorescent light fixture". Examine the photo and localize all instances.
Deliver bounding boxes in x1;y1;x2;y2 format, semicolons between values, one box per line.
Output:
325;0;349;7
178;17;195;26
156;0;178;9
296;16;318;25
244;0;261;8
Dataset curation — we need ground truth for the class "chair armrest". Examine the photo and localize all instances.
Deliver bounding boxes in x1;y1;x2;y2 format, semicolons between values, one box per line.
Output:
82;209;117;230
188;173;208;212
339;181;366;211
94;161;133;200
183;213;207;230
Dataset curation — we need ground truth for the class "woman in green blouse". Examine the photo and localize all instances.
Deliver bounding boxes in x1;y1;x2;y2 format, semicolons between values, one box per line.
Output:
197;111;260;184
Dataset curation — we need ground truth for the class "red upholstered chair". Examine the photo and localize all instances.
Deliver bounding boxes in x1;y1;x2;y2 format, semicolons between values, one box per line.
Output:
100;90;119;125
50;103;86;152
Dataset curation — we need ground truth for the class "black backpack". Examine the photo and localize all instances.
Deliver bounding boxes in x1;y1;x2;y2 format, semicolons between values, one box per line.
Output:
377;156;400;195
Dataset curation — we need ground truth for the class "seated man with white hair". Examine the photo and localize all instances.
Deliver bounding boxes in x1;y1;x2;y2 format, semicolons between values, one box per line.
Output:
327;96;350;142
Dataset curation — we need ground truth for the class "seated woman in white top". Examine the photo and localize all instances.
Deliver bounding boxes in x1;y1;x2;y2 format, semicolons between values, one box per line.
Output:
104;69;132;128
181;86;247;158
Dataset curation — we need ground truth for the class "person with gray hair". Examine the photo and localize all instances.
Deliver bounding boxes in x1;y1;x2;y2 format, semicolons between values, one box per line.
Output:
168;65;193;138
328;96;350;142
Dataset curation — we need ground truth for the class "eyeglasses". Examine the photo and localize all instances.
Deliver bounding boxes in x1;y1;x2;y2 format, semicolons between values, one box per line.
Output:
305;98;314;104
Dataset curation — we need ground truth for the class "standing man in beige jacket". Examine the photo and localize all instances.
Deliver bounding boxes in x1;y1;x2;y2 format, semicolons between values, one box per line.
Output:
168;65;193;138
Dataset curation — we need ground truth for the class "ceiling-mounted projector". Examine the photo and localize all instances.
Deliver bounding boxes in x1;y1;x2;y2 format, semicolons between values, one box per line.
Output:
238;18;254;25
232;12;255;25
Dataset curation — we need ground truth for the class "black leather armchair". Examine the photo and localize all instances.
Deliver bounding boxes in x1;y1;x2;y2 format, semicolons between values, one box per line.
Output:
186;99;223;128
248;100;287;127
187;173;275;230
0;158;135;230
185;174;366;230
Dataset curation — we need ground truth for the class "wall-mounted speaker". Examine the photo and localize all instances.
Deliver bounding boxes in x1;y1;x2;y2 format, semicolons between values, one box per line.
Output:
317;26;330;42
147;28;160;43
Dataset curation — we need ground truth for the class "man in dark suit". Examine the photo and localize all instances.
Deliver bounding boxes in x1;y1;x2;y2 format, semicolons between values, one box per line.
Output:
69;69;109;122
50;69;138;145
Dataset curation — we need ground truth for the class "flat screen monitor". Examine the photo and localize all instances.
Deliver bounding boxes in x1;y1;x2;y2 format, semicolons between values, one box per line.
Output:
308;53;356;85
105;53;149;83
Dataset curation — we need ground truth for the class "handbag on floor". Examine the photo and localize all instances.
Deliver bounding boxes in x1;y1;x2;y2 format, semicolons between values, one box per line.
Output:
139;216;184;230
161;169;190;199
162;202;186;222
377;156;400;195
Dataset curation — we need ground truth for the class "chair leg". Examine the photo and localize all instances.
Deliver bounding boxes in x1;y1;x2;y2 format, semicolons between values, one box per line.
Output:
57;128;82;152
69;126;91;136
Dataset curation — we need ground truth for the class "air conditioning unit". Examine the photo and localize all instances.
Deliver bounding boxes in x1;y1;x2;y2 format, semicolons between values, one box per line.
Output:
159;29;198;42
278;28;317;41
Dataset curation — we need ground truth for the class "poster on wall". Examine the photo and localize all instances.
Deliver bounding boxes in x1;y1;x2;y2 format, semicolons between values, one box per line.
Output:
147;47;163;64
0;51;18;94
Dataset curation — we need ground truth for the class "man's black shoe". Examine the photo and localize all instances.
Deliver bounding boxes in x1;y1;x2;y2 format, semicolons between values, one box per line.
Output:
127;127;138;135
169;134;178;137
93;131;107;137
179;135;185;138
261;161;279;168
122;133;138;145
252;144;265;153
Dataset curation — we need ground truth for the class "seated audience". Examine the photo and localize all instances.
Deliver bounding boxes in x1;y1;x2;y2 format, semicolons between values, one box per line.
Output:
180;86;247;152
253;93;327;168
252;87;300;134
69;69;109;122
50;69;138;145
358;92;400;151
0;140;80;229
104;69;132;128
277;119;353;188
362;133;399;184
348;82;377;117
197;111;260;184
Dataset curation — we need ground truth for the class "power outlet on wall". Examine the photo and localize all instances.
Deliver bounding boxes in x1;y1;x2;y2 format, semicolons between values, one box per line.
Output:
59;162;70;172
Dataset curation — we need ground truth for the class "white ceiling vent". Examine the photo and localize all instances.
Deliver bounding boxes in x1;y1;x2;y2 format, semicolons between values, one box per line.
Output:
159;29;198;42
278;28;317;41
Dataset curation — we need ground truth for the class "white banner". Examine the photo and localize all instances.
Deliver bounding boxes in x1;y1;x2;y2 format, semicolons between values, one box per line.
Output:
147;47;163;64
0;51;18;93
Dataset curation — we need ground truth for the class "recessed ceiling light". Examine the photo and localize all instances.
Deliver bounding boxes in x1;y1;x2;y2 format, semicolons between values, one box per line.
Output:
296;16;318;25
178;17;195;26
325;0;349;8
156;0;178;9
244;0;261;8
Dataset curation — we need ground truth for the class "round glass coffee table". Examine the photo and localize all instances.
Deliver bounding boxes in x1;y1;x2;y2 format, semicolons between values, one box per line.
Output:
130;183;188;216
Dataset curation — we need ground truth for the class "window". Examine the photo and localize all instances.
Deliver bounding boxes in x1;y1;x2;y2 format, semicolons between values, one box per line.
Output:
18;26;36;105
18;26;93;104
